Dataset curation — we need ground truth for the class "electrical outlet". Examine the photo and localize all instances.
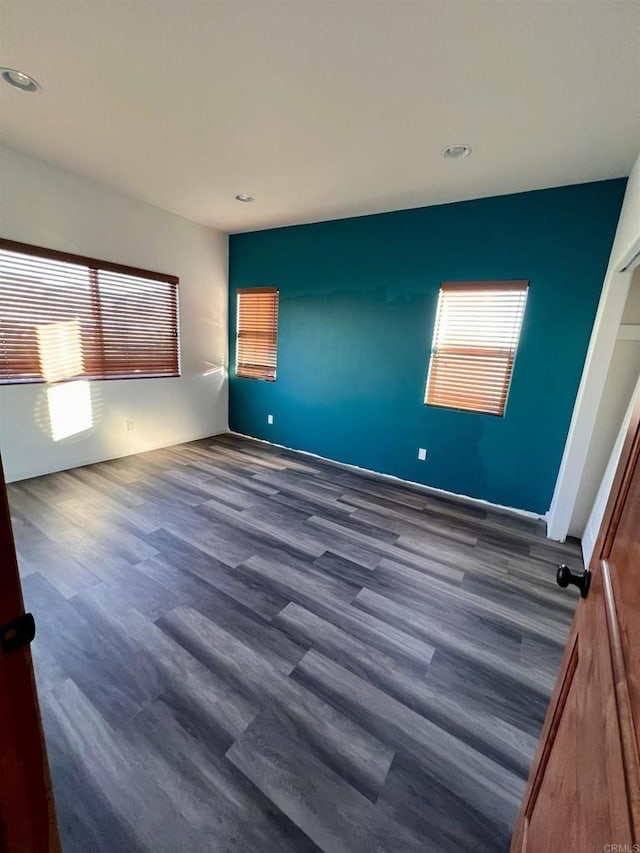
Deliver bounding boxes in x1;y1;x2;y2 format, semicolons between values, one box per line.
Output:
126;419;135;431
267;414;274;425
418;448;427;461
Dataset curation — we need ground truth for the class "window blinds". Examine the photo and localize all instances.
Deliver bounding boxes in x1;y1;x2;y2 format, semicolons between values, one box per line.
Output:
0;240;179;384
425;281;528;416
236;288;279;380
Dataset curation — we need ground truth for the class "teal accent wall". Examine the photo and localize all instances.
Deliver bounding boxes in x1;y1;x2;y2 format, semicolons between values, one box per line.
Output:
229;180;626;514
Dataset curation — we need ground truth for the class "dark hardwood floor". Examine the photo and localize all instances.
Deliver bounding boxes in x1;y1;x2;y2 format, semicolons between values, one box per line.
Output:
7;434;581;852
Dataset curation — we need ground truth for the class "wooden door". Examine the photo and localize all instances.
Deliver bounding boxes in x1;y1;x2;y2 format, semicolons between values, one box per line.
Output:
512;406;640;851
0;452;60;851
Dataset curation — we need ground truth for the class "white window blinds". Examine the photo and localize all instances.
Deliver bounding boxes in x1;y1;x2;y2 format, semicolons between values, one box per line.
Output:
0;239;179;384
425;281;528;416
236;288;279;381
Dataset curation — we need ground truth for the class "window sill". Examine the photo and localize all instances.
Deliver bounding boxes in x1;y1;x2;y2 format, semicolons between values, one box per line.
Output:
0;373;181;387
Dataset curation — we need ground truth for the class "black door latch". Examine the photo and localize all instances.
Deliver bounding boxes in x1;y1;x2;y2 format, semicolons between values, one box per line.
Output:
556;564;591;599
0;612;36;654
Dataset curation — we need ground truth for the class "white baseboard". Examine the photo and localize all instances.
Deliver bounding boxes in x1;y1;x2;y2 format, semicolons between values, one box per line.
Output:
228;430;546;523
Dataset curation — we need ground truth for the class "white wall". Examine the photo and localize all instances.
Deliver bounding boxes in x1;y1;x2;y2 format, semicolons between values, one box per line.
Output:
547;151;640;540
0;146;228;482
582;369;640;566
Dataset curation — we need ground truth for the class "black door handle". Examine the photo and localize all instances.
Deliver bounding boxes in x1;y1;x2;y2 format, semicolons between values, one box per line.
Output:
556;565;591;599
0;612;36;654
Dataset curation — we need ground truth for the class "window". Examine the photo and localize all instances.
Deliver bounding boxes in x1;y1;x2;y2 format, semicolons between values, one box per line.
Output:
425;281;528;416
0;239;179;384
236;287;279;380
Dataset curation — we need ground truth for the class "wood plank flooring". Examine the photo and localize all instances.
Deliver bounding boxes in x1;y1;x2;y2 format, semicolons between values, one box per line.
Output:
7;434;582;852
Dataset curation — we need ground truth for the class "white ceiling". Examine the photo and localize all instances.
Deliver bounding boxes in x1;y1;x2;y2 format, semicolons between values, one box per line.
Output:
1;0;639;233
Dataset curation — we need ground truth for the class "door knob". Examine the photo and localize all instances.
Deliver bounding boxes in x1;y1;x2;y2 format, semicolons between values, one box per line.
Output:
0;612;36;654
556;565;591;599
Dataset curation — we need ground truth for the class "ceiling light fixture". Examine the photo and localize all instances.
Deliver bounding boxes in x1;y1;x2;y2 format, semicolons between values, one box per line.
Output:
0;68;41;92
234;193;254;203
441;144;472;160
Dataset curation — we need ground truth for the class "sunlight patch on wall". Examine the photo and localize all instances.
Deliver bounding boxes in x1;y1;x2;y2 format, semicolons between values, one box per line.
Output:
46;380;94;442
34;319;96;441
202;363;226;377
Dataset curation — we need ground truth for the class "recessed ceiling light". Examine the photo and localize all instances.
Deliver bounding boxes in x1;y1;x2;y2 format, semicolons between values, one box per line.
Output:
0;68;41;92
441;144;472;160
235;193;254;203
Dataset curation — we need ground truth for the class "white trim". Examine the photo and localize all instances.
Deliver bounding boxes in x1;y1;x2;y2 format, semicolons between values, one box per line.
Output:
547;268;633;540
228;430;545;521
618;242;640;273
581;528;595;568
618;324;640;341
547;155;640;542
581;372;640;567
